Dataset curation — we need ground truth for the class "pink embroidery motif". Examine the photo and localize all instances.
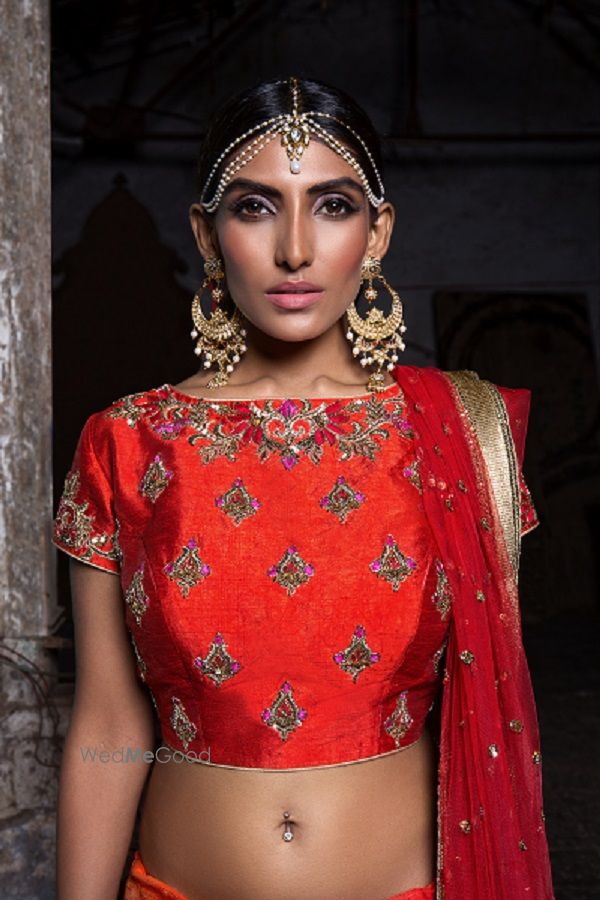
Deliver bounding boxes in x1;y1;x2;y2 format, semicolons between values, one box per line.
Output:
267;544;315;596
164;538;211;597
402;458;423;494
215;477;260;526
105;385;413;469
139;454;174;503
261;681;308;740
369;534;417;591
333;625;380;682
194;633;242;686
320;475;365;523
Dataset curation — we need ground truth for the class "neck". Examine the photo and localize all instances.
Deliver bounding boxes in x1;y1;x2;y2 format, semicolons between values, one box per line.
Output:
221;317;377;393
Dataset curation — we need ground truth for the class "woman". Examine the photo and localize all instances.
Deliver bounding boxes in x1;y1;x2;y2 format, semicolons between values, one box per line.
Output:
52;77;554;900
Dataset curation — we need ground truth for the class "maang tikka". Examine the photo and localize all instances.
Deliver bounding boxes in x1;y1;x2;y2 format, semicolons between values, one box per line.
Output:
190;256;248;388
344;256;407;393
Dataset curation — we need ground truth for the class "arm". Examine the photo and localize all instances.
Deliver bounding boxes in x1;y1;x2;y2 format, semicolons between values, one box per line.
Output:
56;559;154;900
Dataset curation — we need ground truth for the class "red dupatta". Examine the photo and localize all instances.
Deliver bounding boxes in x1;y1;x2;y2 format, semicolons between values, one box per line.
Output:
392;364;554;900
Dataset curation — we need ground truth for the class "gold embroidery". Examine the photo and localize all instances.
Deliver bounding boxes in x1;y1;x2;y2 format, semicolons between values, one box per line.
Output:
261;681;308;740
384;691;413;747
432;560;453;620
164;538;211;597
369;534;417;591
459;650;475;665
170;696;197;750
320;475;365;523
53;470;121;567
402;458;423;493
332;625;380;682
443;370;521;580
215;477;261;525
459;819;472;834
267;545;314;596
106;385;415;469
140;454;173;502
125;564;149;626
194;632;242;686
184;389;413;468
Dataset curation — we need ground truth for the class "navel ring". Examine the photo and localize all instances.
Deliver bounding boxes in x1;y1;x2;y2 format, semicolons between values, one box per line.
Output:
282;810;294;842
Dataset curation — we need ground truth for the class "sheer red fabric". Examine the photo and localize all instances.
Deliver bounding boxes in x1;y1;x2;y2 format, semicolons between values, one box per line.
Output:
392;365;554;899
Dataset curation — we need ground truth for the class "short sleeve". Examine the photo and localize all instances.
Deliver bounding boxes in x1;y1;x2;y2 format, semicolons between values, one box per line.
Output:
496;384;540;537
52;413;122;573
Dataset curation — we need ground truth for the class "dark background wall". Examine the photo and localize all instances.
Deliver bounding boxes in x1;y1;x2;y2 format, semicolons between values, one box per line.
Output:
51;3;600;896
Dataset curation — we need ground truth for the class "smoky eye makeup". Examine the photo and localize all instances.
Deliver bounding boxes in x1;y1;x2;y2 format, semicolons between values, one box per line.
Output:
228;194;276;218
315;193;362;216
228;192;362;221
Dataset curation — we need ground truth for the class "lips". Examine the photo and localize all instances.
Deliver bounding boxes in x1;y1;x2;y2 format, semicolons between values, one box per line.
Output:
265;280;324;310
266;280;323;293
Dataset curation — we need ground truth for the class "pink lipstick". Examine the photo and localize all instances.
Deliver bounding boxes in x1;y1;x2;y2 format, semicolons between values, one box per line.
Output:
265;280;324;310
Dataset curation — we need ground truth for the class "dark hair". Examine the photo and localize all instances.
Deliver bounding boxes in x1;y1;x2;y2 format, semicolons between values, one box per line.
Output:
197;76;384;223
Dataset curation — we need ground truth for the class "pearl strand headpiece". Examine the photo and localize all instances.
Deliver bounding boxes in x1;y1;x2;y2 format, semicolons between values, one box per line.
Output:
200;77;385;213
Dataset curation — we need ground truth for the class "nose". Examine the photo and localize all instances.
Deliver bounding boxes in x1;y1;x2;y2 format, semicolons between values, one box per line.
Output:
274;204;314;272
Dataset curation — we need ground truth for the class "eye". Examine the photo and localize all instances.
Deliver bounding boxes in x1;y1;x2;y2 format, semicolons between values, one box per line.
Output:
317;195;359;217
231;196;274;219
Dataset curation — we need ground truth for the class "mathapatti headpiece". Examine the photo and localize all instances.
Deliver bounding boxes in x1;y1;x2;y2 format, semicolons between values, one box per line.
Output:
200;76;385;213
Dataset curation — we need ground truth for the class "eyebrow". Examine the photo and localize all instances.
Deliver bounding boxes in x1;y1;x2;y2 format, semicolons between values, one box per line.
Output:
222;176;366;200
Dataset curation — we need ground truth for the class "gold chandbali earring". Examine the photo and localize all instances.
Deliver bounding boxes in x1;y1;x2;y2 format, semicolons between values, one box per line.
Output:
344;256;407;393
190;256;248;388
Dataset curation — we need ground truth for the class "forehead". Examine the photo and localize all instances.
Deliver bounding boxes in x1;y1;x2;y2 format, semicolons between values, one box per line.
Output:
223;135;363;192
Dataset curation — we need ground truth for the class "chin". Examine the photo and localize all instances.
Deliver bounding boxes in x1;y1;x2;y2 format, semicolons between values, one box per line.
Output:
245;311;340;343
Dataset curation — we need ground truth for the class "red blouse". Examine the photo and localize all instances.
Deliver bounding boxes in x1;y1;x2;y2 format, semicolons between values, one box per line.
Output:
52;374;538;770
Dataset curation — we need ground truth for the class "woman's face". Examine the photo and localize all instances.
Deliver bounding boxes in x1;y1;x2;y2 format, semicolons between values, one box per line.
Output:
190;136;394;344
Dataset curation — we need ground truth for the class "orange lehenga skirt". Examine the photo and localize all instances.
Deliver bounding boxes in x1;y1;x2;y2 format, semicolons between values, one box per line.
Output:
123;849;435;899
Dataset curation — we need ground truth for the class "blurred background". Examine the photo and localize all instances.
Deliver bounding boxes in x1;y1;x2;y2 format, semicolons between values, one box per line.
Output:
2;1;599;897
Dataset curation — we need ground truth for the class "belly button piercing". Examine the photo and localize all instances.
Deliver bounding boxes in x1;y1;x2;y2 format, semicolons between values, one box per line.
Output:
282;810;294;842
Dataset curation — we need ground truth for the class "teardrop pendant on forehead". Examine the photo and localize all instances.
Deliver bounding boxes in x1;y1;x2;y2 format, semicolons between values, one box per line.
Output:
200;77;385;213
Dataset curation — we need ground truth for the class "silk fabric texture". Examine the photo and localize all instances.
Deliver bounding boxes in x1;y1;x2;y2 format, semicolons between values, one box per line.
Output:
393;365;554;899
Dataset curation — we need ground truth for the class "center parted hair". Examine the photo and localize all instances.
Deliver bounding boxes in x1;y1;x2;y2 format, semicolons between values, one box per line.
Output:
196;76;385;223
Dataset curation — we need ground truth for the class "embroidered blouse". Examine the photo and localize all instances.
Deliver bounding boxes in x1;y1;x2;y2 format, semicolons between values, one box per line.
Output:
51;374;538;771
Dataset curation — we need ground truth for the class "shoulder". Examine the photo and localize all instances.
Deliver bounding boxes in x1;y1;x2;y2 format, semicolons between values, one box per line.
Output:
77;383;173;460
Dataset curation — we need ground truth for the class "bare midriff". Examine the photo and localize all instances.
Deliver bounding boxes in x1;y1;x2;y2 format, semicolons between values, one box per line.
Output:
137;726;437;900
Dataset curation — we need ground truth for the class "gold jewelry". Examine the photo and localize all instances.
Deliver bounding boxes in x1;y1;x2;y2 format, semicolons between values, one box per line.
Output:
190;256;247;388
200;77;384;213
344;256;407;393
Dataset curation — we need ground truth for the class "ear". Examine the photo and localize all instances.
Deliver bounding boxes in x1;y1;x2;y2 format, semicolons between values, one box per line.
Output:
365;201;395;260
189;203;221;259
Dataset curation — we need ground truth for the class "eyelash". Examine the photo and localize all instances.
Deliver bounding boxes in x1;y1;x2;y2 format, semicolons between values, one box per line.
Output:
230;195;359;220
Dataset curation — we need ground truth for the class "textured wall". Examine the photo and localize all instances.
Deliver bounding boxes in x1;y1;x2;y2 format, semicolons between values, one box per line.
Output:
0;2;66;897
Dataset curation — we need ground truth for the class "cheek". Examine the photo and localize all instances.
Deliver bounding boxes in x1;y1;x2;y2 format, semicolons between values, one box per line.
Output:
317;220;367;280
218;222;267;285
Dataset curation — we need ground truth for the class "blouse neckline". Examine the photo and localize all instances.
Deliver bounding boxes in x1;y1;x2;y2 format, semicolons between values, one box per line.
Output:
162;377;402;406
